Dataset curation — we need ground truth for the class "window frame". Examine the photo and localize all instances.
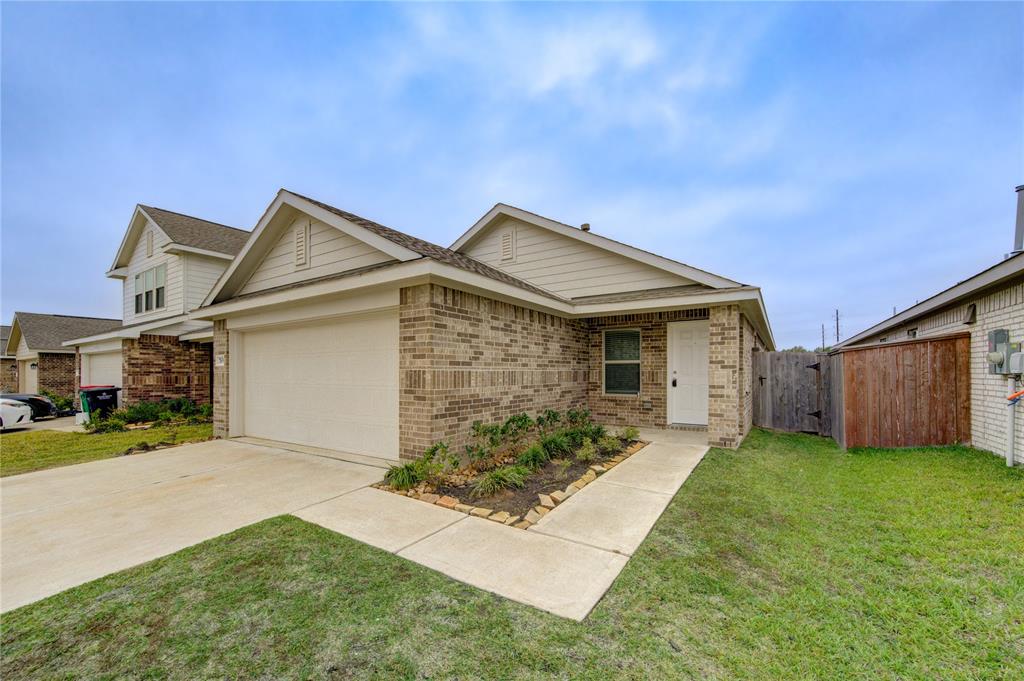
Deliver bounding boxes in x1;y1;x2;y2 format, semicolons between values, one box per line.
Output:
134;263;167;314
602;328;641;396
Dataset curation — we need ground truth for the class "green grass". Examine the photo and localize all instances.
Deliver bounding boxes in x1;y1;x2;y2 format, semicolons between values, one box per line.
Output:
3;429;1022;679
0;423;214;477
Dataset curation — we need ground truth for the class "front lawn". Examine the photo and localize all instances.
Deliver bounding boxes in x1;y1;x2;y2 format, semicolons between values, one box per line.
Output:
0;423;214;477
3;429;1021;679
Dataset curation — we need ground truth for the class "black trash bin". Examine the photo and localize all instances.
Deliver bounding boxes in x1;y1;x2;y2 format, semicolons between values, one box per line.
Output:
79;385;121;421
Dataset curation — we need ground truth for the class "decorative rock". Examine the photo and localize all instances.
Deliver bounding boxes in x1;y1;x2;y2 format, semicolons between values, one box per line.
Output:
582;470;597;483
419;493;440;504
538;493;555;509
435;495;459;509
563;485;577;498
590;464;606;473
603;461;617;469
455;503;474;514
470;507;493;518
490;511;511;523
514;520;532;529
504;515;520;525
550;490;567;503
534;506;550;517
525;509;542;523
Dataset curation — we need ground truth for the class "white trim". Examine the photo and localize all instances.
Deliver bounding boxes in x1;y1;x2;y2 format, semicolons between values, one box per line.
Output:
105;267;129;280
162;244;235;260
202;190;423;307
667;319;710;426
77;338;123;354
451;203;742;289
178;329;214;342
109;206;172;272
63;313;191;346
836;251;1024;348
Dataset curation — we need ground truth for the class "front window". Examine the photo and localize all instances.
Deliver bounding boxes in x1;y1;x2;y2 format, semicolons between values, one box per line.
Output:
604;329;641;395
134;264;166;313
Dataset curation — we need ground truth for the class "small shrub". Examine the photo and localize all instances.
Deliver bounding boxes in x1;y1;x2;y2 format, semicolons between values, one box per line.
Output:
91;418;127;434
619;426;640;442
540;432;572;458
563;427;587;450
597;435;621;455
472;465;530;498
501;413;534;444
576;437;597;462
516;444;549;470
155;410;177;425
587;423;607;441
197;403;213;420
552;458;572;477
385;462;421;491
566;408;591;428
536;409;562;432
41;390;74;412
121;401;163;423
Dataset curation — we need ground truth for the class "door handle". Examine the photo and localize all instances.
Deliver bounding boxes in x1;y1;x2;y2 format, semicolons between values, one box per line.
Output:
672;378;677;387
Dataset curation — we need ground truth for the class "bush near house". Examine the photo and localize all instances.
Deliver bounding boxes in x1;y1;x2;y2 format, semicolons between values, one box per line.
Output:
83;399;213;434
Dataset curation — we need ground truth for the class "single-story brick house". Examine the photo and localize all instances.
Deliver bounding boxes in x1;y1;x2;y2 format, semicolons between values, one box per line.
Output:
194;190;774;462
5;313;122;397
65;205;250;405
1;325;18;392
835;187;1024;465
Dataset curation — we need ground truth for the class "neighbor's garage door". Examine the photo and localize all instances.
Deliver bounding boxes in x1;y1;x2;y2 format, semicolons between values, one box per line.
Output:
82;351;122;387
240;310;398;460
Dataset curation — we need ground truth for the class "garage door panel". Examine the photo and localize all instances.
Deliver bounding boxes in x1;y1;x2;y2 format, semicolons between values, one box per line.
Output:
83;351;122;388
239;311;398;459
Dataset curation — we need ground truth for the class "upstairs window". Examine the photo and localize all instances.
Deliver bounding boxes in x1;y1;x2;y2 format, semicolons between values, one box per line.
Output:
134;264;166;313
604;329;641;395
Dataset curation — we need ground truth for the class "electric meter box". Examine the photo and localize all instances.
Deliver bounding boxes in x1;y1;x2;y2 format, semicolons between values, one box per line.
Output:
988;329;1021;375
1009;352;1024;376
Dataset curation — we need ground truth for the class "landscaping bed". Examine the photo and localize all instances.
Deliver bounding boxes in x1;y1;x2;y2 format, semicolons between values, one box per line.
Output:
376;409;644;528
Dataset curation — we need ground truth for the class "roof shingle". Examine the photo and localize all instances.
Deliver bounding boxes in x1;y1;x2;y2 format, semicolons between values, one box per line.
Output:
11;313;122;353
140;205;250;256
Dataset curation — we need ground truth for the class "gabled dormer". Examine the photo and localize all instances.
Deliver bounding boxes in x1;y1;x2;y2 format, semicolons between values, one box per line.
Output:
107;205;249;325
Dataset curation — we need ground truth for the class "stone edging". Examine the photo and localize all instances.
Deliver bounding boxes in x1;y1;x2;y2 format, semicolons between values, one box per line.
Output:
377;441;649;530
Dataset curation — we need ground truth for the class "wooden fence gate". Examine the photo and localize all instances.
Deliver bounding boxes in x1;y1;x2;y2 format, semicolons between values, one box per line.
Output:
753;351;834;437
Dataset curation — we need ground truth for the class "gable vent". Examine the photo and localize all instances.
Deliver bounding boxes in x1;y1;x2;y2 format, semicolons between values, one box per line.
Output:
294;221;310;269
500;227;516;263
146;231;154;257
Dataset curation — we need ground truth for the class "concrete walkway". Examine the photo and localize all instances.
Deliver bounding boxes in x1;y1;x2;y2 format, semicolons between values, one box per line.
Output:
296;430;709;620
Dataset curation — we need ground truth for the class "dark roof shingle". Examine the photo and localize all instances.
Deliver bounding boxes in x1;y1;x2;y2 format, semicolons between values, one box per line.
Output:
12;313;122;353
290;192;565;302
140;205;250;256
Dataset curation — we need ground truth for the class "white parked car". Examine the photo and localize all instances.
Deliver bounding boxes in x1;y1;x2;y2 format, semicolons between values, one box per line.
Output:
1;398;34;431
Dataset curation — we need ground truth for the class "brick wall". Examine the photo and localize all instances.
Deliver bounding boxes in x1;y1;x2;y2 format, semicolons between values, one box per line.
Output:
213;320;229;438
739;313;766;439
849;277;1024;464
121;334;212;405
585;309;709;428
1;358;17;392
37;352;76;398
707;305;743;448
399;283;590;460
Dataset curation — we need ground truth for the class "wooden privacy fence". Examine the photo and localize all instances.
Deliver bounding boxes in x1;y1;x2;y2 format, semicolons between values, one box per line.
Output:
752;333;971;449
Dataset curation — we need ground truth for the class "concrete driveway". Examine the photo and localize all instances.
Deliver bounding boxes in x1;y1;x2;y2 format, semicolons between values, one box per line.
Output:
1;415;82;433
1;439;384;612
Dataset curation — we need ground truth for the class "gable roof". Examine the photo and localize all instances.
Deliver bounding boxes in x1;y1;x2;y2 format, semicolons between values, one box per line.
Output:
451;203;744;290
835;251;1024;349
8;312;122;354
139;205;250;256
0;325;11;358
109;204;249;274
206;190;566;305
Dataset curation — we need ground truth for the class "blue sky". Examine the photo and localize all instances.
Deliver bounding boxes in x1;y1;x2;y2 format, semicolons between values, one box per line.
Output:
2;2;1021;348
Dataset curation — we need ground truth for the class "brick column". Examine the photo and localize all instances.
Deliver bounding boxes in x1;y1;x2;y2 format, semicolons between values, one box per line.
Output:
213;320;229;438
708;304;742;448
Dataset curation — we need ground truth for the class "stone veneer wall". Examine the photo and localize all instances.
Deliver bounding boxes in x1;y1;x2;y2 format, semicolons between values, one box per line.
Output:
37;352;77;398
1;357;17;393
846;276;1024;464
212;320;229;438
121;334;212;405
585;309;710;428
399;283;590;460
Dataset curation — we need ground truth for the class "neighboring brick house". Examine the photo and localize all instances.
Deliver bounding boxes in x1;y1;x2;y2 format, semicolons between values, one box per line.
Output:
196;190;774;462
65;205;249;406
5;313;122;398
1;325;16;392
835;187;1024;465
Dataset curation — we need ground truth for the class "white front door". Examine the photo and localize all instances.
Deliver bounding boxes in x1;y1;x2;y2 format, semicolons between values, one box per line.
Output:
668;320;709;425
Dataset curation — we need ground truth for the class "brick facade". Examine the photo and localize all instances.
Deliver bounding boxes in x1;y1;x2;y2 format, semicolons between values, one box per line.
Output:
36;352;77;399
585;309;710;428
121;334;212;405
399;284;590;459
848;276;1024;464
213;320;229;438
1;358;16;393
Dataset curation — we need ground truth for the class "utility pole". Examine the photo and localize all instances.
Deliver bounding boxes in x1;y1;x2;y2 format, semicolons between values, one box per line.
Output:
834;309;840;344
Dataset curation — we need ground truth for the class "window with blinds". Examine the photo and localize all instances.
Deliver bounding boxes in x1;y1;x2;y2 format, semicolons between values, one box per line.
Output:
604;329;640;395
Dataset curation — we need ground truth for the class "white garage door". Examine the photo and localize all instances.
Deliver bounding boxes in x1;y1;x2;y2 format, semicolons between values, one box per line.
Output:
240;310;398;460
82;351;122;387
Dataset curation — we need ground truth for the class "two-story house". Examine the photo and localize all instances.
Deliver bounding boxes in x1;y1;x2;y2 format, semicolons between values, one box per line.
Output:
66;205;249;404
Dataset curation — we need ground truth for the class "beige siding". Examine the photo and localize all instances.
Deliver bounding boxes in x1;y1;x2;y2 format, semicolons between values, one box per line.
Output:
463;217;695;298
15;335;35;361
122;221;184;324
184;254;229;312
238;215;396;296
851;277;1024;464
